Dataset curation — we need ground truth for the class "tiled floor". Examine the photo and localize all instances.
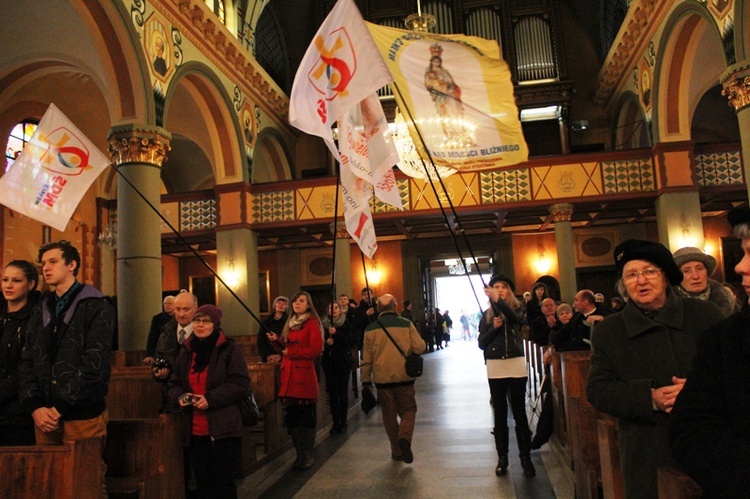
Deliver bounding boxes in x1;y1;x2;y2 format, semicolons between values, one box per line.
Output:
240;340;574;498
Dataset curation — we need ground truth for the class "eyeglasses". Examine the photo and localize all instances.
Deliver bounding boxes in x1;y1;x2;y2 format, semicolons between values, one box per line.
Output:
192;318;213;325
622;267;661;284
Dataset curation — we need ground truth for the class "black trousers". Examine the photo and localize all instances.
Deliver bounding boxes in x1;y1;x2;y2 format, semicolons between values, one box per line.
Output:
189;435;241;499
324;360;352;426
488;377;532;457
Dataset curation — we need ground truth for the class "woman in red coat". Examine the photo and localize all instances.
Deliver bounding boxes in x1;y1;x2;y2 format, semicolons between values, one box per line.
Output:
267;291;323;469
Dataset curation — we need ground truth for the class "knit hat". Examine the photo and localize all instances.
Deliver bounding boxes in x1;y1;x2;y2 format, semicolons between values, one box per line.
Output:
272;296;288;309
488;273;515;292
195;304;222;327
672;247;717;276
614;239;683;285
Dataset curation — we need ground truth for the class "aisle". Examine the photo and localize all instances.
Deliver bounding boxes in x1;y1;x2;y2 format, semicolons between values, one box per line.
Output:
244;340;573;498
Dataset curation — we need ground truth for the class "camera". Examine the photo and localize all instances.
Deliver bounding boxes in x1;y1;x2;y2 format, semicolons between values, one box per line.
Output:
181;393;195;404
151;357;171;373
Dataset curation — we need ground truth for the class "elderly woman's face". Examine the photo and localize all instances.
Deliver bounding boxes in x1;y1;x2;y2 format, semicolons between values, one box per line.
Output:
622;259;668;310
680;261;708;294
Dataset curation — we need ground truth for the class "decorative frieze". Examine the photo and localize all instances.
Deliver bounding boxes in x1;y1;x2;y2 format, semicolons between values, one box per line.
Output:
107;125;171;167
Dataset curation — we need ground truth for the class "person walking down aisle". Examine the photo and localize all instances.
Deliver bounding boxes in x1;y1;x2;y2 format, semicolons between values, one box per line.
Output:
0;260;40;445
361;294;426;463
19;241;115;498
586;239;724;499
168;305;250;499
267;291;324;470
478;274;535;478
321;301;353;434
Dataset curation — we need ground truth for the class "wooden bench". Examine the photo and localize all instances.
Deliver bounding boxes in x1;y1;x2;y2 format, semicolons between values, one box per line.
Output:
598;415;624;499
549;351;569;457
111;350;147;367
104;414;184;499
231;335;262;363
0;438;102;498
107;366;163;420
560;350;600;499
657;467;702;499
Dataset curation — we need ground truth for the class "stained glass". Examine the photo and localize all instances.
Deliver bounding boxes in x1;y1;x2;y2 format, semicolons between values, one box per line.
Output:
5;121;38;172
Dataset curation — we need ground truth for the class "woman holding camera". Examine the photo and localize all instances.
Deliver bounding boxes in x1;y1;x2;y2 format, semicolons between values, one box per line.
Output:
0;260;40;445
168;304;250;499
478;274;535;479
266;291;323;470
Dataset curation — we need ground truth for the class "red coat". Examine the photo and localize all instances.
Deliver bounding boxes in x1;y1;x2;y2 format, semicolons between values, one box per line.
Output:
278;317;323;400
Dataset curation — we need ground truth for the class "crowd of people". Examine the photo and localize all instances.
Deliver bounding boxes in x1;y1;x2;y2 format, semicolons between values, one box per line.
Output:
1;215;749;498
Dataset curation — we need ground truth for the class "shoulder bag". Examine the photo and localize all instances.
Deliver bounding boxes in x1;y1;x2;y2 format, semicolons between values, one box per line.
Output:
376;319;423;377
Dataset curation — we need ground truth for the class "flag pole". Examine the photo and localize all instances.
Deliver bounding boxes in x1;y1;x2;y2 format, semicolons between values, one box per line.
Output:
329;160;342;311
391;82;486;313
111;164;269;331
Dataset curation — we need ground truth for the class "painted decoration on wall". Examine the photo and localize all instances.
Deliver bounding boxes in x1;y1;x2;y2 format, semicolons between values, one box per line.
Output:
144;14;174;82
240;102;258;148
638;60;652;110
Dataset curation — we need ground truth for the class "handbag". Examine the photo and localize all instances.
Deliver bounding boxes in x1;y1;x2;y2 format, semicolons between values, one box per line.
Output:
239;388;260;427
376;319;423;378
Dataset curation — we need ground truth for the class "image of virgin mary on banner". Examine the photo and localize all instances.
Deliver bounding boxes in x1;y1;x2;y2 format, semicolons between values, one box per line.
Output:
366;23;528;172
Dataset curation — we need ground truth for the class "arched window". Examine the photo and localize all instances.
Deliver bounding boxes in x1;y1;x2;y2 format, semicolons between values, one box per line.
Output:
205;0;226;25
255;7;287;91
5;120;37;172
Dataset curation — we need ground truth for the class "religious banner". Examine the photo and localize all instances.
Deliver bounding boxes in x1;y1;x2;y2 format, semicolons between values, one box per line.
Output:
0;103;110;231
338;93;403;210
289;0;393;161
339;151;378;258
366;23;529;171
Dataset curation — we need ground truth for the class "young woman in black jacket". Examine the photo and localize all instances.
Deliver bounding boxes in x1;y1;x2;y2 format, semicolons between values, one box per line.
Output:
478;274;535;478
0;260;40;445
321;301;353;434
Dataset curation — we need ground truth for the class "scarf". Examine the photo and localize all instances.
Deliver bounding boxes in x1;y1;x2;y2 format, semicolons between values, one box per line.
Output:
322;313;346;330
191;328;220;373
675;285;711;302
287;312;310;330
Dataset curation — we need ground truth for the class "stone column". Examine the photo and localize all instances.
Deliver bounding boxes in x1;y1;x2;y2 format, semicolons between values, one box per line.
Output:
216;228;259;336
108;125;171;350
655;191;703;251
333;222;352;299
721;61;750;202
550;203;576;303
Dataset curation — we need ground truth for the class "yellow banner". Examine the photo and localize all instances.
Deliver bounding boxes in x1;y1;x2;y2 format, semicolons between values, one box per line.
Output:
366;23;528;171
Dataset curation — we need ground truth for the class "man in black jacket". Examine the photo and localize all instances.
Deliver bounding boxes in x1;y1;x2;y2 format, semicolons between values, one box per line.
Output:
19;240;114;494
549;289;602;351
143;294;175;365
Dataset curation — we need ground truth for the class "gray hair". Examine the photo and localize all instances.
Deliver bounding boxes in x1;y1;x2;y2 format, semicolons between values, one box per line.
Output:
734;223;750;240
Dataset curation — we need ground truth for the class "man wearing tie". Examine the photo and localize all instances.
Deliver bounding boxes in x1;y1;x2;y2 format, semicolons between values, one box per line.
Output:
153;290;198;412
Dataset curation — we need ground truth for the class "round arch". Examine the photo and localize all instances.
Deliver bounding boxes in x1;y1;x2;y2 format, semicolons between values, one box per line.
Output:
652;4;728;143
162;62;246;189
612;92;651;150
252;128;292;183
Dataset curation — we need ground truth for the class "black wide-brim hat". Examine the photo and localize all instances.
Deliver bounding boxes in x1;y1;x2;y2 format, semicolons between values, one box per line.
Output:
613;239;683;286
488;273;515;292
728;207;750;228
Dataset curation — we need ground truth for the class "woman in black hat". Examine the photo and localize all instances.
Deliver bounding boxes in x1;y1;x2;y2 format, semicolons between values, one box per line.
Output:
586;239;724;499
477;274;535;478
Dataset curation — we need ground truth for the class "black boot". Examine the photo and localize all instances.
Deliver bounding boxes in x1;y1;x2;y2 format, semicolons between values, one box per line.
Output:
520;456;536;477
291;428;305;470
299;428;316;470
493;427;509;476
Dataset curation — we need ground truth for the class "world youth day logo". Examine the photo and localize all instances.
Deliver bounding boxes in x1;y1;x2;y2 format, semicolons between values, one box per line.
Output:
308;27;357;123
36;127;93;176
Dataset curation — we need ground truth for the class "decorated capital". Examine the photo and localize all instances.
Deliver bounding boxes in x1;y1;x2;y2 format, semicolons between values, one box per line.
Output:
108;124;171;167
550;203;574;223
720;62;750;112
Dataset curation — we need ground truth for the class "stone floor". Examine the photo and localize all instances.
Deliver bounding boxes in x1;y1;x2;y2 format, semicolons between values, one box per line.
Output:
238;340;575;498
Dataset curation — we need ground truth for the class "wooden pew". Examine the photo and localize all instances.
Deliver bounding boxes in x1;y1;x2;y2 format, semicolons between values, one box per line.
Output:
107;365;163;419
598;415;624;499
549;351;569;456
0;438;101;499
657;467;702;499
104;414;184;499
231;335;262;363
560;350;600;499
111;350;147;367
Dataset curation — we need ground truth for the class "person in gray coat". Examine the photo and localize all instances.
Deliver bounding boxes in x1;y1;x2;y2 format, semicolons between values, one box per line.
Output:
672;246;735;317
586;239;724;499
